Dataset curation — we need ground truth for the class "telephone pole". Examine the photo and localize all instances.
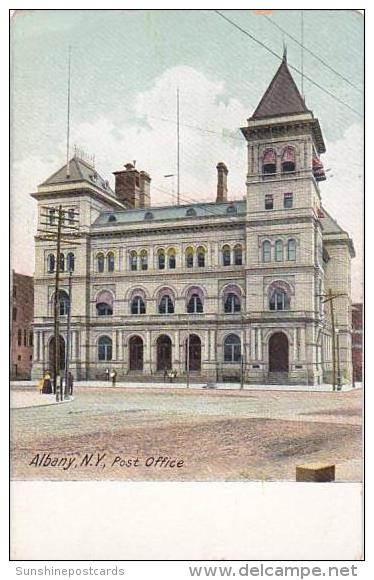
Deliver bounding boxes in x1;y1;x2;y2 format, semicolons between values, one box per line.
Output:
38;206;80;400
318;288;347;391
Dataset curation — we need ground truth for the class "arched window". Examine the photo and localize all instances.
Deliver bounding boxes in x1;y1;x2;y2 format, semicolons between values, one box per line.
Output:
168;248;176;269
281;146;296;173
47;254;55;273
130;251;138;271
185;247;194;269
197;247;205;268
107;252;115;272
131;295;146;315
187;293;203;314
224;334;241;362
158;249;165;270
67;252;75;272
224;293;241;313
96;290;113;316
98;336;112;361
275;240;283;262
234;244;243;266
262;241;271;263
262;148;276;175
29;331;33;347
287;239;296;261
269;289;289;311
140;250;148;271
58;290;70;316
59;253;65;272
97;253;105;273
159;295;174;314
222;245;231;266
68;208;75;224
17;328;22;347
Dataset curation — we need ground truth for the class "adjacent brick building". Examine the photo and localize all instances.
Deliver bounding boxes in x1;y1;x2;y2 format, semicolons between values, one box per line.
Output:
11;271;34;379
352;303;363;382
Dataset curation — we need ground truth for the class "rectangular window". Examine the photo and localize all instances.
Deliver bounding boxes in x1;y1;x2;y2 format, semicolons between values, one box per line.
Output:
284;192;293;208
265;194;273;210
13;307;17;321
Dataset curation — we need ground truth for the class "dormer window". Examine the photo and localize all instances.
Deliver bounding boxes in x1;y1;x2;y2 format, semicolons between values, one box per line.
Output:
262;149;276;175
108;214;117;222
144;211;154;220
226;205;237;215
186;208;197;217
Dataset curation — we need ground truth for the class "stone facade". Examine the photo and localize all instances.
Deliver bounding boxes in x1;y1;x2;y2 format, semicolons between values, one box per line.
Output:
11;271;34;379
30;58;355;386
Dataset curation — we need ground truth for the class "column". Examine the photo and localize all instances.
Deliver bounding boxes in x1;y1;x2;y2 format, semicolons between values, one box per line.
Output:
174;330;180;366
301;327;306;361
145;330;152;373
33;331;39;361
251;328;256;360
293;328;297;362
257;328;262;360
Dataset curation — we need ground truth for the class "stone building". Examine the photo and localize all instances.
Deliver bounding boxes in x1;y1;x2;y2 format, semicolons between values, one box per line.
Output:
30;56;355;385
11;271;34;379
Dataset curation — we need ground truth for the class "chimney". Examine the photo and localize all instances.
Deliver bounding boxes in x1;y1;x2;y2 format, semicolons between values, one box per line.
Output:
113;163;150;208
216;162;228;202
139;171;151;208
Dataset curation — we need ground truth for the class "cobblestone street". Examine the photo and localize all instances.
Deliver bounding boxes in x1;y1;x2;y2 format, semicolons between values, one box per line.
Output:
11;385;362;482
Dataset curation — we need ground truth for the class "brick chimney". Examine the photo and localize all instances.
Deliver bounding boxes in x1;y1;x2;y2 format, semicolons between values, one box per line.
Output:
216;162;228;202
113;163;151;209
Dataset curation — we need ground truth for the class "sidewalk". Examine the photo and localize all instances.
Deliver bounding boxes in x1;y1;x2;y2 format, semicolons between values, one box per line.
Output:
11;379;362;393
11;390;74;409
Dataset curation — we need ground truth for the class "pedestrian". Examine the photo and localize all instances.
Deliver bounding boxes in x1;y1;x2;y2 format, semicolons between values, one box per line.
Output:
67;371;74;396
105;368;110;382
37;377;44;395
110;369;117;386
42;371;52;394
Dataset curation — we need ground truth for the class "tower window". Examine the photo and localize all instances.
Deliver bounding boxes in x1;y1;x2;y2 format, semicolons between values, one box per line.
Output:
284;193;293;209
262;149;276;175
265;195;273;210
281;146;296;173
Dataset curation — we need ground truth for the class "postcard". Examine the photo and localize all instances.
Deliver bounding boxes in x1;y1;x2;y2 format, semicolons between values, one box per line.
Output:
9;8;363;562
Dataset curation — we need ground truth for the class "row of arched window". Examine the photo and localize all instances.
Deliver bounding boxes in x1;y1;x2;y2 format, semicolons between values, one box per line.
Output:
47;252;75;273
48;207;76;226
262;239;296;262
94;244;244;273
262;146;296;176
96;333;242;363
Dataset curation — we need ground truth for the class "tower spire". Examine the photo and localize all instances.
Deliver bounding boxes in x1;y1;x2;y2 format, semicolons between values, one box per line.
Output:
282;41;287;62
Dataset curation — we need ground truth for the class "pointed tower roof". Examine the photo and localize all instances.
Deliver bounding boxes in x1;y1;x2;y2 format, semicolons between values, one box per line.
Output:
251;55;309;119
40;156;115;195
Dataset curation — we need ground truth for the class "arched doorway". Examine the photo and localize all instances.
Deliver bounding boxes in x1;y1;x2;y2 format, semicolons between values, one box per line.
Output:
268;332;289;372
129;336;144;371
49;335;66;372
186;334;202;372
157;335;172;371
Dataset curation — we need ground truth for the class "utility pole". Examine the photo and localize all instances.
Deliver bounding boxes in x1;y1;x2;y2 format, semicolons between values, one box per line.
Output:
64;268;73;399
317;288;347;392
38;206;80;400
53;205;63;399
186;314;190;388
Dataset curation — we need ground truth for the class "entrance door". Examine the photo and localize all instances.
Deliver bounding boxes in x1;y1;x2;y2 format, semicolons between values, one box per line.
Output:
129;336;144;371
49;335;66;372
157;335;172;371
186;334;201;371
268;332;289;372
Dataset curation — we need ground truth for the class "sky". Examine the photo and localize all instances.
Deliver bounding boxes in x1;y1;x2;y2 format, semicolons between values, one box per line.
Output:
10;9;364;300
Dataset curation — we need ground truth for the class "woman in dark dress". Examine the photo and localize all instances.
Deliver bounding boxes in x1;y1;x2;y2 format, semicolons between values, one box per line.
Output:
42;371;52;394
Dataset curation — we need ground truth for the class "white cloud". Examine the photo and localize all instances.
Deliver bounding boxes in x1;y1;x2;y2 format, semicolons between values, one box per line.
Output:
11;65;363;302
